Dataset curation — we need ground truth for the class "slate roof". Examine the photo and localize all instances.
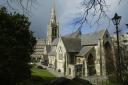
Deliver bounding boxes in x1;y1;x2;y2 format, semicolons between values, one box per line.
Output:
81;29;106;45
48;29;106;56
61;37;81;52
36;39;46;46
64;28;81;38
77;46;94;56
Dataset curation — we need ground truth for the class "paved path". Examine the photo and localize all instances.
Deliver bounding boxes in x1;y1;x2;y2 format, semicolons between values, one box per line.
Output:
47;68;74;80
35;63;72;79
47;68;64;77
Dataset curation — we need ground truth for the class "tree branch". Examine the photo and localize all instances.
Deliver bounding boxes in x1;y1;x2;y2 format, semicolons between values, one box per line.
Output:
2;0;37;15
76;0;122;28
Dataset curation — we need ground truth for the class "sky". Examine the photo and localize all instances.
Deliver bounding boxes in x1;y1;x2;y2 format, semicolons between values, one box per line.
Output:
29;0;83;38
0;0;128;38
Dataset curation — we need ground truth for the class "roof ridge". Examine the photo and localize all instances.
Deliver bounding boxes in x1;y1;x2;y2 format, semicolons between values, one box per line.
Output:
100;28;107;39
83;28;106;35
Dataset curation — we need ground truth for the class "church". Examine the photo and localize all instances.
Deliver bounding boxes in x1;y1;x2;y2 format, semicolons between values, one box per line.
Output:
30;1;118;83
45;1;116;81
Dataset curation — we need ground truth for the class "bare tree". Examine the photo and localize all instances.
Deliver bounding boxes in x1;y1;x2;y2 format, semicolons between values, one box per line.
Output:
0;0;37;14
79;0;128;84
77;0;124;27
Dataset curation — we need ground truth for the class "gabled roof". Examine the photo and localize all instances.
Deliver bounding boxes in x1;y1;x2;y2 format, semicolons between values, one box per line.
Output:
81;29;106;45
77;46;94;57
61;37;81;52
64;28;81;38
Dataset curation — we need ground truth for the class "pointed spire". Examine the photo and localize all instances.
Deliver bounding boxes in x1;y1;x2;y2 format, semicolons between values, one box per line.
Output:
50;0;56;23
57;21;60;37
47;0;59;45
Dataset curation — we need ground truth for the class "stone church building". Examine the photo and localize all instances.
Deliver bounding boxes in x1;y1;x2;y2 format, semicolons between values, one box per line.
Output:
44;0;116;81
48;29;116;78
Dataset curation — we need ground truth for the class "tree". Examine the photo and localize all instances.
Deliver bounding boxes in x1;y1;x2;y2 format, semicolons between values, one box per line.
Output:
0;0;37;14
77;0;124;27
0;7;36;85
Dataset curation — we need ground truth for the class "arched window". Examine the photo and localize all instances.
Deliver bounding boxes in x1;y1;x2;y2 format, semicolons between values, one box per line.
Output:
58;47;63;60
87;53;96;76
52;28;57;36
54;29;57;36
104;42;115;75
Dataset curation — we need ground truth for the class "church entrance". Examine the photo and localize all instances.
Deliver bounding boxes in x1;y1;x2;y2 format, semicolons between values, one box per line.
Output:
104;42;115;75
87;54;96;76
75;64;82;77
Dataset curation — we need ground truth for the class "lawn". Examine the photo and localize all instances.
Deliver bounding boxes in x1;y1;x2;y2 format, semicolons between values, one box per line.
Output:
20;67;93;85
31;67;56;80
19;67;56;85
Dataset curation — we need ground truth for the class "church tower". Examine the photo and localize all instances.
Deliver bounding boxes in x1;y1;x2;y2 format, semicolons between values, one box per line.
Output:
47;0;59;45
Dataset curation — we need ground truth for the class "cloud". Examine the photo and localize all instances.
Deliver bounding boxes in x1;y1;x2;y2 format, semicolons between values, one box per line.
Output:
0;0;127;38
29;0;83;38
56;0;128;36
56;0;82;35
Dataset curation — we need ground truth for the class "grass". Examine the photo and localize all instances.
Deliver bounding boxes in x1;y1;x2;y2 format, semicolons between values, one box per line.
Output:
31;67;56;80
20;67;93;85
19;66;56;85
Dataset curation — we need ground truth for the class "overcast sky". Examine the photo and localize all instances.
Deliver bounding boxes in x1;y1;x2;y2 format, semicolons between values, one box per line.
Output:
29;0;82;38
0;0;128;38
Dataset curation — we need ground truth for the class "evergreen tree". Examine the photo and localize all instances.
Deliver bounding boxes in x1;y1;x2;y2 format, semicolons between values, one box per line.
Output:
0;7;36;85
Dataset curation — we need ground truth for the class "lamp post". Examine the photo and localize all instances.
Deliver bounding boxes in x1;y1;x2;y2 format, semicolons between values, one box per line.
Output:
112;13;122;83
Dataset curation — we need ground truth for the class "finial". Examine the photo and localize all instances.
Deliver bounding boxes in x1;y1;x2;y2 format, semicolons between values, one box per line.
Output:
49;0;56;23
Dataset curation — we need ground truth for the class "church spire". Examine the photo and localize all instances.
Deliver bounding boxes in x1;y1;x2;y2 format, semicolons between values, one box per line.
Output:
47;0;59;45
50;0;56;23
